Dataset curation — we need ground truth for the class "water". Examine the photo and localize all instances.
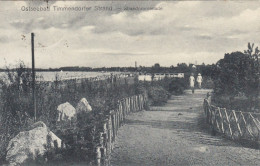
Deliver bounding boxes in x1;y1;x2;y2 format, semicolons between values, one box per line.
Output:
35;71;117;81
0;71;120;82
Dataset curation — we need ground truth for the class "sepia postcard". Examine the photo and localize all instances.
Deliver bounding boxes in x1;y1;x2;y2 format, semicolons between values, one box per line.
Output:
0;1;259;166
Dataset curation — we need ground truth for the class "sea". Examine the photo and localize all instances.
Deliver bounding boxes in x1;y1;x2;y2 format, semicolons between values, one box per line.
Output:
0;71;120;82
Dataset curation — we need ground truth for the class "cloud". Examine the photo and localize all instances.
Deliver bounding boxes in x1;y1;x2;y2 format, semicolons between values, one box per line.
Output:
196;34;213;40
1;1;260;68
0;35;9;43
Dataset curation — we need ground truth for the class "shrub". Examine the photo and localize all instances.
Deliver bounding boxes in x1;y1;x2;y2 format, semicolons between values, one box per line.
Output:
147;85;170;106
0;62;187;163
168;78;186;95
0;63;35;161
212;43;259;111
201;76;214;89
0;65;128;159
137;77;186;106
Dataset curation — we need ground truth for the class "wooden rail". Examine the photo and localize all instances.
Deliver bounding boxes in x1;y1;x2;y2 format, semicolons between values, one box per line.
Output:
95;93;148;165
203;97;260;143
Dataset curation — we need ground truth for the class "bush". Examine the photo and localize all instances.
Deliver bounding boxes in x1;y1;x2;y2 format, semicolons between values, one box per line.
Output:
0;63;35;161
0;62;186;163
137;77;186;106
212;43;259;111
144;77;186;106
148;85;170;106
201;76;214;89
0;62;141;162
211;94;260;112
168;78;186;95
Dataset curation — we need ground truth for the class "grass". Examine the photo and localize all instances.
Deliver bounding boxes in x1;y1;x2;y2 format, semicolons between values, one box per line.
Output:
211;94;260;112
0;65;185;164
0;69;139;162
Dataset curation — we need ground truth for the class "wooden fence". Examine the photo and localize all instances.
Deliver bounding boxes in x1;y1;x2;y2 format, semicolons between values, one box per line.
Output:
203;97;260;143
95;93;148;166
53;93;148;165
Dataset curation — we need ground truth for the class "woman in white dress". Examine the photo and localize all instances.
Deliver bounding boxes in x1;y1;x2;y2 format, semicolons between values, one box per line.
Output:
197;73;203;89
189;73;195;94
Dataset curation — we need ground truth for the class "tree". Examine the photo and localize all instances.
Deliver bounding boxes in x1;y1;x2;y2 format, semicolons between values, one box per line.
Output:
213;43;259;110
152;63;161;73
243;43;260;109
214;51;246;96
176;63;189;73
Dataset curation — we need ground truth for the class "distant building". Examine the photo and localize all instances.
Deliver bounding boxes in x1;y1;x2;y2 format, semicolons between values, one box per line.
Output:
138;73;184;81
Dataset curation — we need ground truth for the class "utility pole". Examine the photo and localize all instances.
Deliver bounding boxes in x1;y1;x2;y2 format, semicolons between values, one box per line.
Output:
31;33;36;122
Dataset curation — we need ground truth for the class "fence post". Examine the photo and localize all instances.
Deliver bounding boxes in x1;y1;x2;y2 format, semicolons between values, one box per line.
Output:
224;108;233;139
240;111;254;138
131;96;133;112
139;95;141;111
116;110;118;130
117;110;120;129
119;102;121;124
120;103;123;124
218;108;225;134
107;117;111;155
128;97;131;113
100;147;106;165
133;96;136;112
111;111;116;142
133;96;135;112
135;96;138;112
249;113;260;141
96;146;101;166
127;98;129;114
122;100;126;120
142;94;144;110
114;111;117;136
232;110;242;138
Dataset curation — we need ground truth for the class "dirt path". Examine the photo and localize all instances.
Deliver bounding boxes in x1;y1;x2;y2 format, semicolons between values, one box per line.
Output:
110;89;260;166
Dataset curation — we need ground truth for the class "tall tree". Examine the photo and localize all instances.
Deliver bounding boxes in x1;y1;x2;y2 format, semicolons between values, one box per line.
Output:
213;43;259;110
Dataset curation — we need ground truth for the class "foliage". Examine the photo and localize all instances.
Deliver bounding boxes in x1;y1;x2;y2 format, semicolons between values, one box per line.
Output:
0;64;139;161
212;95;260;112
138;77;186;106
0;62;186;163
168;78;186;95
212;43;259;111
148;85;169;106
0;62;35;161
201;76;214;89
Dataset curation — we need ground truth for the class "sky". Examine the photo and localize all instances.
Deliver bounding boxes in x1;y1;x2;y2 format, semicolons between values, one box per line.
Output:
0;1;260;68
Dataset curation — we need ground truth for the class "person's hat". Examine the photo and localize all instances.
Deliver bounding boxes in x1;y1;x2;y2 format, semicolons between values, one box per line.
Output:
198;73;201;76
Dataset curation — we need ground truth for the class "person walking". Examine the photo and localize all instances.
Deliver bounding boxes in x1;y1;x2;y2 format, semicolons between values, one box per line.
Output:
197;73;203;89
189;73;195;94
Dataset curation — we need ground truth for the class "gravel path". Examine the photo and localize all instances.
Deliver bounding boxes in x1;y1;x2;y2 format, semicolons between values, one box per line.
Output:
110;89;260;166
